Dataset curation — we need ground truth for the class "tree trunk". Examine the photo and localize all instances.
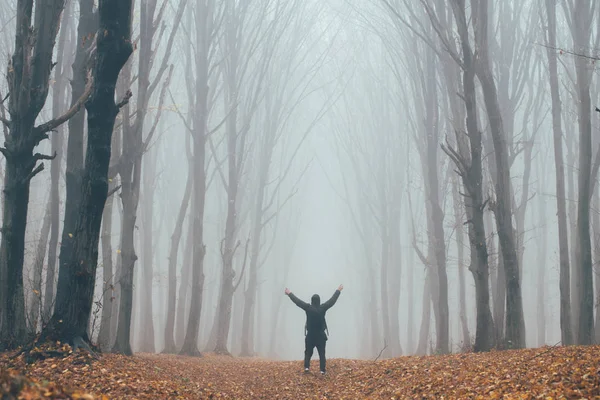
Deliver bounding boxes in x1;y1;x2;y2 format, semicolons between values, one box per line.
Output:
406;253;414;355
571;0;595;345
593;186;600;344
97;183;115;351
537;163;547;347
446;3;495;350
44;5;71;322
452;178;471;349
139;147;156;353
55;0;96;328
179;0;210;358
544;0;573;346
474;2;526;346
42;0;133;346
29;202;52;332
415;271;431;356
163;167;192;353
176;227;193;347
0;0;68;349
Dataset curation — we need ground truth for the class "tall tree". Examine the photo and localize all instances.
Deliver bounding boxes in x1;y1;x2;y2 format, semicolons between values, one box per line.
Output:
43;0;73;323
543;0;572;346
111;0;186;355
179;0;221;357
472;0;525;348
54;0;97;323
40;0;134;347
0;0;88;349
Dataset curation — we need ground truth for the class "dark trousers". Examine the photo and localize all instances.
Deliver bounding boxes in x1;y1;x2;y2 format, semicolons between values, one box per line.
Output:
304;333;327;372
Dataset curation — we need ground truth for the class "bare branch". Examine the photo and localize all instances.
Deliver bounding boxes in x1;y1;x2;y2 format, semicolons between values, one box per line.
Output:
22;163;45;184
107;184;122;198
117;90;133;109
33;152;57;162
34;73;94;136
233;238;251;292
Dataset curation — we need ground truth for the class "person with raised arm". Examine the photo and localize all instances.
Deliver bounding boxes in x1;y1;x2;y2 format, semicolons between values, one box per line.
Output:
285;284;343;375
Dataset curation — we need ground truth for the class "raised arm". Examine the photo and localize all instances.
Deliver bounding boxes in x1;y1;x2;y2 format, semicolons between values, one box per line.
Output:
322;284;343;310
285;288;310;310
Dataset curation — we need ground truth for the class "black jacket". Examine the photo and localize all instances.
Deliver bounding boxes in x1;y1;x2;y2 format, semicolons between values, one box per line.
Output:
288;290;341;337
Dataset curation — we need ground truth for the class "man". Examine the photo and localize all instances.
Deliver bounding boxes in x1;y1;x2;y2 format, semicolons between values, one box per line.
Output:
285;284;343;375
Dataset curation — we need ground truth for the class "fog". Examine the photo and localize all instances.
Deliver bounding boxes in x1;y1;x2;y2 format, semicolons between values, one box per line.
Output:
0;0;597;361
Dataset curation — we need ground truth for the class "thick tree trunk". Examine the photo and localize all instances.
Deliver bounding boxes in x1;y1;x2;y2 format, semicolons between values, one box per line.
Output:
544;0;573;346
42;0;133;345
42;0;133;343
55;0;96;325
0;0;68;349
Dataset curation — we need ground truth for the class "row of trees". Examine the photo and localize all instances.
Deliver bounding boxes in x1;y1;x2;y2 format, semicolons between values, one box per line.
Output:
0;0;336;357
331;0;600;356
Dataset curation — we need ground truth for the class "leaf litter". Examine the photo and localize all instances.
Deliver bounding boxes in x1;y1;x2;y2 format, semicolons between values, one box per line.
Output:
2;344;600;399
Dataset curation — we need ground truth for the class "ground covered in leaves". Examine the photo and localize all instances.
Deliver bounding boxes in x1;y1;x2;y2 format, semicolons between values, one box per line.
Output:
2;344;600;399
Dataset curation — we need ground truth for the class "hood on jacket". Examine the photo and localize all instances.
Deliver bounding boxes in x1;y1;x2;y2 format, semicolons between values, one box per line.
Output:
311;294;320;306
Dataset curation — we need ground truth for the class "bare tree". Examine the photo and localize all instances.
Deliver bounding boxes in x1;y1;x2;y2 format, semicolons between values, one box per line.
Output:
543;0;572;346
179;0;222;357
42;1;74;323
53;0;96;321
111;0;186;355
0;0;89;349
568;0;596;345
40;0;134;347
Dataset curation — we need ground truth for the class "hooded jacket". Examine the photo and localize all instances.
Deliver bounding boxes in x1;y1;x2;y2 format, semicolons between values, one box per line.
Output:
288;290;341;337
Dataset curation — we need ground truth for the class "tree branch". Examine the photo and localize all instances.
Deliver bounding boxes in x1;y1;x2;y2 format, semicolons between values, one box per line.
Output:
233;238;250;292
22;163;45;185
35;75;93;138
117;90;133;109
107;184;122;198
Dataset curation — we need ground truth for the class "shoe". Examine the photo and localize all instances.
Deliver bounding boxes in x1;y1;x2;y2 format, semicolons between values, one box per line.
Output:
304;368;310;373
320;371;326;375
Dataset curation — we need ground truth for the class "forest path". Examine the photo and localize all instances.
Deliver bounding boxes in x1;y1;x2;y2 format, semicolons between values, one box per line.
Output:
3;345;600;398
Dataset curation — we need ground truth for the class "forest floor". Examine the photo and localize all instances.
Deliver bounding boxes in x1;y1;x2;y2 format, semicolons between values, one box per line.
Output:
1;344;600;399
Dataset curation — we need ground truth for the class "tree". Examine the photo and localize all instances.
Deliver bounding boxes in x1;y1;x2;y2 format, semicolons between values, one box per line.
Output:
40;0;134;347
0;0;89;349
543;0;572;346
471;0;525;349
111;0;186;355
240;0;335;357
54;0;97;323
567;0;596;345
179;0;222;357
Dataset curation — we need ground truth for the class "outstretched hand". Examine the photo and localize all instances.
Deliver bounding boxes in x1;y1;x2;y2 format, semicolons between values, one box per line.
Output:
338;284;344;292
284;288;291;295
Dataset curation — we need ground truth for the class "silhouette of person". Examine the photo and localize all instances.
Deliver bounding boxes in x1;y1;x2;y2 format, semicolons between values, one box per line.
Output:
285;284;343;374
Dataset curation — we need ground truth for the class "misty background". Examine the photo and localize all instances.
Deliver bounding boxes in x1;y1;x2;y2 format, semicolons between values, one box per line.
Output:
0;0;595;361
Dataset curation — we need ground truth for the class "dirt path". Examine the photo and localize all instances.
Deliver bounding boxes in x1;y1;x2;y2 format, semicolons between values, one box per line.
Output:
3;345;600;399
